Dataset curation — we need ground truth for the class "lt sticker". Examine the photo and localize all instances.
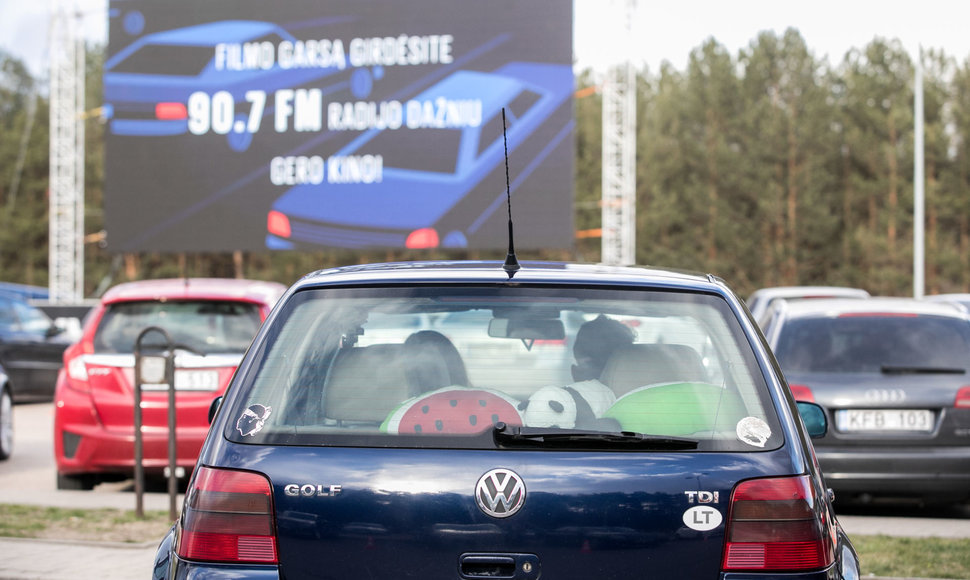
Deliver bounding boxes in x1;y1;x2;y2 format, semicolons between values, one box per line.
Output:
683;506;723;531
237;404;272;437
736;416;771;448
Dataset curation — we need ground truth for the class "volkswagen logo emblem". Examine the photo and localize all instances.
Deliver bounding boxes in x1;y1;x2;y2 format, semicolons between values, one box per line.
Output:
475;468;526;518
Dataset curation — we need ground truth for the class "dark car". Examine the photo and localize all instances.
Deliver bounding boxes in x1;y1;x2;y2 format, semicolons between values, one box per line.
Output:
765;297;970;504
153;261;859;579
0;291;73;403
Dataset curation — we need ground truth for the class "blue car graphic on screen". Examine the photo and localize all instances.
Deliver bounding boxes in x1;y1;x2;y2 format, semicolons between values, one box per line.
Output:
104;20;345;151
265;61;572;249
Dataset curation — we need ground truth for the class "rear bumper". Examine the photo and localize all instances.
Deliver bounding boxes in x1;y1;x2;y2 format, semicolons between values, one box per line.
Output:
54;380;209;477
816;445;970;500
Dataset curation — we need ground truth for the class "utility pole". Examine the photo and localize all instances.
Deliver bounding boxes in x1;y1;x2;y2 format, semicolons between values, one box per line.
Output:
601;0;637;266
48;0;85;303
913;48;925;299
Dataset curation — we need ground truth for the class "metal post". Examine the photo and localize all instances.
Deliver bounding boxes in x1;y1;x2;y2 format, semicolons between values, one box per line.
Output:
133;354;144;519
134;327;176;520
166;350;178;521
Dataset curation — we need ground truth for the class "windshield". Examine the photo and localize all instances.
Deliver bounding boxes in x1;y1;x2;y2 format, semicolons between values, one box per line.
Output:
226;285;781;451
93;300;262;355
774;315;970;373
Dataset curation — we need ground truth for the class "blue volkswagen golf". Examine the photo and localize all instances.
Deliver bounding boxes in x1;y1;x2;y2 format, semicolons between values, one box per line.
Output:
153;261;859;579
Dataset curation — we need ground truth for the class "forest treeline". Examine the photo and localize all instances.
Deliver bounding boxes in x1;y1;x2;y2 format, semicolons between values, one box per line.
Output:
2;28;970;298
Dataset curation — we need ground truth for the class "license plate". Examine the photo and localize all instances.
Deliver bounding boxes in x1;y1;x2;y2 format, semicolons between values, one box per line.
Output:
835;409;933;432
141;370;220;391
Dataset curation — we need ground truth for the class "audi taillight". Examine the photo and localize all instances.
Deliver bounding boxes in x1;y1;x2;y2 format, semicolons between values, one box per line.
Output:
789;384;815;403
722;475;834;572
955;386;970;408
177;466;277;564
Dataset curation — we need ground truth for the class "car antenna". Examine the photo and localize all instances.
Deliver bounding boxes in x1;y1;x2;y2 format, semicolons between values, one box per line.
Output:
501;107;520;279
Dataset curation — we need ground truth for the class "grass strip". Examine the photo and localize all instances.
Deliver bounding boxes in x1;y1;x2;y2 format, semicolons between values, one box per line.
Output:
0;504;173;544
852;534;970;579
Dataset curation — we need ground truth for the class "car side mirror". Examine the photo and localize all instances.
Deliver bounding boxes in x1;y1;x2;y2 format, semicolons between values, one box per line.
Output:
208;396;224;424
796;401;827;438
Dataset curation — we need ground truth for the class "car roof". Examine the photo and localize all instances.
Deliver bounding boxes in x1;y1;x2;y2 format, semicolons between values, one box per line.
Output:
291;260;725;293
100;278;286;306
747;285;870;302
778;296;968;319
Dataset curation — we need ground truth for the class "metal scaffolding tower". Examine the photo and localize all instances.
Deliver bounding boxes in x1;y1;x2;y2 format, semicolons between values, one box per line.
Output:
600;0;637;266
48;0;85;303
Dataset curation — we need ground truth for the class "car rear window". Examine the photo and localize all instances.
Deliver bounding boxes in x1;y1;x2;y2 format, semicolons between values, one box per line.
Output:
93;300;262;355
774;314;970;373
225;285;782;451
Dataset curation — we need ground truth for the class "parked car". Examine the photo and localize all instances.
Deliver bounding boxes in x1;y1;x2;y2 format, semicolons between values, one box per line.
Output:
53;278;285;490
0;362;12;460
746;286;870;326
923;293;970;312
0;291;74;402
153;261;858;579
265;62;573;249
765;297;970;504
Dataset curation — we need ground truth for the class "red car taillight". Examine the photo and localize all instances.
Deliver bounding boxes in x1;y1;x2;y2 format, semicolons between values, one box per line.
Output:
722;475;834;572
789;384;815;403
955;386;970;408
177;466;278;564
64;354;91;393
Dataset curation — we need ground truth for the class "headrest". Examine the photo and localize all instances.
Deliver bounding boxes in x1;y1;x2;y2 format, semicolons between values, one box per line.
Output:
324;344;408;422
600;343;707;397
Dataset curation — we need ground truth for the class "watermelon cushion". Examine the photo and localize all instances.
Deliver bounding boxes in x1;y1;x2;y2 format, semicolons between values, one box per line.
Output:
382;387;524;435
604;382;746;437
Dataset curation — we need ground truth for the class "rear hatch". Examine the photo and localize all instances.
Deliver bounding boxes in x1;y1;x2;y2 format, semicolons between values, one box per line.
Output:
238;445;802;579
786;371;970;447
84;353;240;433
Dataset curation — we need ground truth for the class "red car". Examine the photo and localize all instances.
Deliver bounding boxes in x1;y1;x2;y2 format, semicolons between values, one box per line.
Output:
53;278;286;490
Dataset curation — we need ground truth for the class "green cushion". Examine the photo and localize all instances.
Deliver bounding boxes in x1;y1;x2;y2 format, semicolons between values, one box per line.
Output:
604;382;746;436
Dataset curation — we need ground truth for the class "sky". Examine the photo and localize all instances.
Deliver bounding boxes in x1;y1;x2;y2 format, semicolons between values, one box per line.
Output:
1;0;969;80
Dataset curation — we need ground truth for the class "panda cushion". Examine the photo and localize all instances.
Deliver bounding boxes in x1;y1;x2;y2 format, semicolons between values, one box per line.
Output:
520;380;617;429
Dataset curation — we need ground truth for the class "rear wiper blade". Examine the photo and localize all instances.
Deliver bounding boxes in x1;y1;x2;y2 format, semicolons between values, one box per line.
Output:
881;365;966;375
492;423;698;450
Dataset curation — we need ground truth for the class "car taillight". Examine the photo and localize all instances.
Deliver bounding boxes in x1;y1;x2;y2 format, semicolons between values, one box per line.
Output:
789;384;815;403
177;466;277;564
955;386;970;408
267;211;292;238
65;355;91;393
722;475;834;572
156;102;188;120
406;227;439;249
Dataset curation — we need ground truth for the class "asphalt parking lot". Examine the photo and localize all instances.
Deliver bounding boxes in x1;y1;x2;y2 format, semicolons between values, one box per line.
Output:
1;402;969;579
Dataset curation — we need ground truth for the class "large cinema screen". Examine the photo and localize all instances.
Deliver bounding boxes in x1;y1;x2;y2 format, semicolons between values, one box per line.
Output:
104;0;574;252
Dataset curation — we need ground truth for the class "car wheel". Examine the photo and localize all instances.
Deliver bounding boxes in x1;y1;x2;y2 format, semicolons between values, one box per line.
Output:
0;386;12;460
56;472;98;491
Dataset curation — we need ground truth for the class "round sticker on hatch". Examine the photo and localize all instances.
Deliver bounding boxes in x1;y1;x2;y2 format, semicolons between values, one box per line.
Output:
736;416;771;448
682;506;723;531
237;404;272;437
